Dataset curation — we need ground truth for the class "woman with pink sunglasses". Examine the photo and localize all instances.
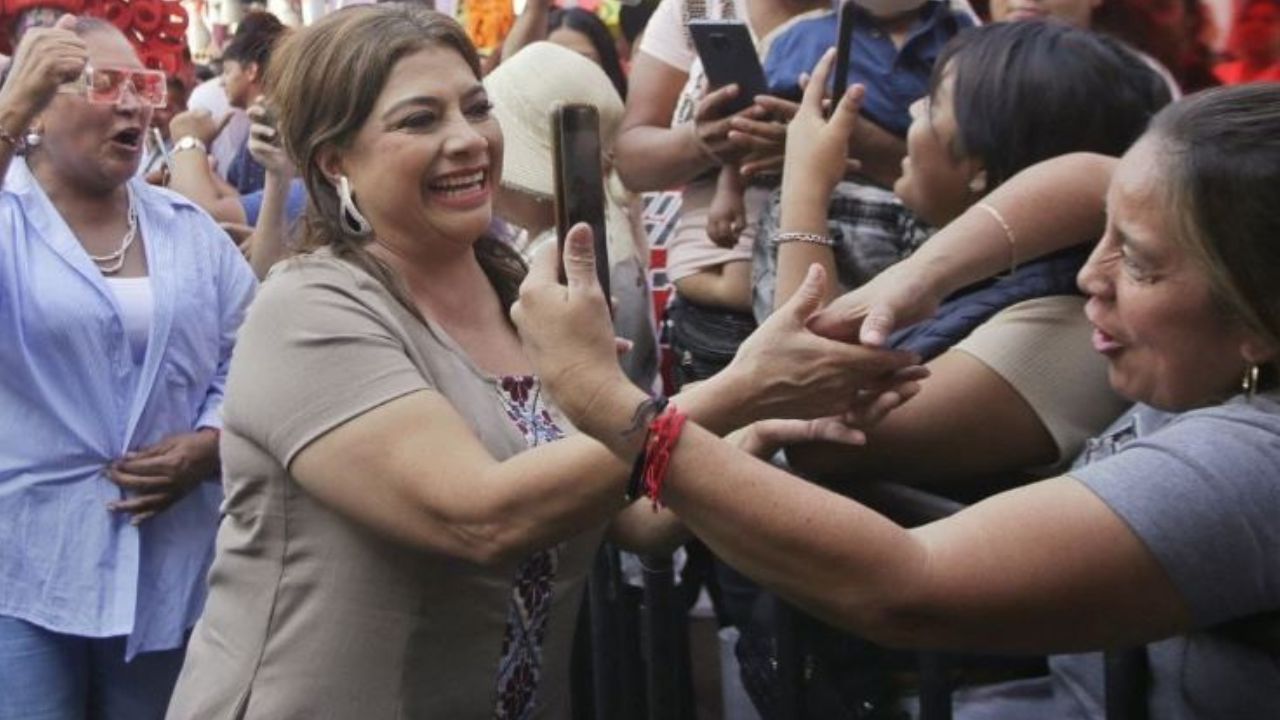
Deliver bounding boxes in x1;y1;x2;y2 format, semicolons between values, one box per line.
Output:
0;15;255;719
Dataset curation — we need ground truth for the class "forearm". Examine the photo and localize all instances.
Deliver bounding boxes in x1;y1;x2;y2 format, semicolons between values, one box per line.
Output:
578;380;928;638
248;172;292;279
614;123;718;191
0;101;34;188
167;150;232;217
418;372;758;564
909;153;1114;299
775;171;838;310
499;1;549;65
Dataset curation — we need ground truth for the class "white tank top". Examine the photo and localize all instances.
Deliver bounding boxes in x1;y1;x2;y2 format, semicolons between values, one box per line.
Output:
105;276;154;365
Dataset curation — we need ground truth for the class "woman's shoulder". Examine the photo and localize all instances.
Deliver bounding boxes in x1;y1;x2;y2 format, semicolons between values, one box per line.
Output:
1165;394;1280;438
258;250;378;301
251;250;407;329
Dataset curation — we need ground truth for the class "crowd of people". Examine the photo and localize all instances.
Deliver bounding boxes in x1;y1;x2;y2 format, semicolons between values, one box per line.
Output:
0;0;1277;718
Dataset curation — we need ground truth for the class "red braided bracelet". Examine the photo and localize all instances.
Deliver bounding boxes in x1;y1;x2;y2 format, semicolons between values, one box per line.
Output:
641;404;688;510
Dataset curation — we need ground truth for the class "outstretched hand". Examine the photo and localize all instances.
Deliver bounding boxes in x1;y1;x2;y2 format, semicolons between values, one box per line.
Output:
723;262;927;425
783;47;865;198
805;258;946;347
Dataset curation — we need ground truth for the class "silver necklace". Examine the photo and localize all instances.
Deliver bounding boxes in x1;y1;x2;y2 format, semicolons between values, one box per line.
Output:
89;191;138;275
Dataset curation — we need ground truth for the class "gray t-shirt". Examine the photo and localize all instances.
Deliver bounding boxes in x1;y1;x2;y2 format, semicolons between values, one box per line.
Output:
952;395;1280;720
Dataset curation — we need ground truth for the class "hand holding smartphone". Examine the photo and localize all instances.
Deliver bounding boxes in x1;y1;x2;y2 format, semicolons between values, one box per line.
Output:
688;20;768;116
551;103;611;303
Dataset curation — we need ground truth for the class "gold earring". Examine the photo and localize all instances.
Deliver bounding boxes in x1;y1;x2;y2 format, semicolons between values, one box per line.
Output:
1242;364;1260;400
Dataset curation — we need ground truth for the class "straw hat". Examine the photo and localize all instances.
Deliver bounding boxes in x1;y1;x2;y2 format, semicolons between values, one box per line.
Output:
484;41;639;263
484;41;625;199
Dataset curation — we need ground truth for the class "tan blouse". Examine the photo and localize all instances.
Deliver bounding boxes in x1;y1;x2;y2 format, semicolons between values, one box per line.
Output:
167;251;604;719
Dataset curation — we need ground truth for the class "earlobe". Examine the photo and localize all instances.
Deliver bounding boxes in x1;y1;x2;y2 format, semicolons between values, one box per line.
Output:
1240;336;1278;367
316;145;345;187
967;168;988;195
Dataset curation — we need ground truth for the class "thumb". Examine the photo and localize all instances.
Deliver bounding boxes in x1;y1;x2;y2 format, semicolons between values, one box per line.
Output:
859;305;896;347
562;222;599;292
783;263;828;323
55;13;78;30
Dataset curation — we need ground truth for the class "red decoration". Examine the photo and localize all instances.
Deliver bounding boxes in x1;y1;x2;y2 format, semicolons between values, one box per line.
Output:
1;0;191;83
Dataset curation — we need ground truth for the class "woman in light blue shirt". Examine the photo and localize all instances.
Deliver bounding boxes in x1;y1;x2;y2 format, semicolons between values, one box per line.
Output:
0;16;255;720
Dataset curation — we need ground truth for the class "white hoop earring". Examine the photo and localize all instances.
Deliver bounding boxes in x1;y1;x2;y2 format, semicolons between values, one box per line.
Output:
23;128;42;151
337;175;372;235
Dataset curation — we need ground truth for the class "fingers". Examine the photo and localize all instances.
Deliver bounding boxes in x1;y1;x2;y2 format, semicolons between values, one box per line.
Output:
741;155;784;178
728;115;787;142
561;222;599;292
249;122;277;142
829;84;866;139
107;493;172;524
804;294;871;343
115;452;175;477
108;468;173;492
807;419;867;446
779;263;829;323
859;305;897;347
54;13;77;30
695;83;740;121
614;337;634;358
800;48;837;112
725;129;783;155
752;95;801;122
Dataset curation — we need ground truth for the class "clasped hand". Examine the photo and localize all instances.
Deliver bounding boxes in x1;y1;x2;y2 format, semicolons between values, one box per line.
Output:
107;429;220;525
511;224;926;438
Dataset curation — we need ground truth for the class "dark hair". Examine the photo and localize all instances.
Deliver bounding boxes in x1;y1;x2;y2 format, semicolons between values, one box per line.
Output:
222;11;287;75
1148;84;1280;363
1094;0;1219;93
548;8;627;98
266;4;526;315
620;0;658;45
932;21;1172;190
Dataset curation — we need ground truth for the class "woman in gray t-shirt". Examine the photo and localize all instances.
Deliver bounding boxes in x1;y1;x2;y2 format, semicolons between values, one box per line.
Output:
516;71;1280;718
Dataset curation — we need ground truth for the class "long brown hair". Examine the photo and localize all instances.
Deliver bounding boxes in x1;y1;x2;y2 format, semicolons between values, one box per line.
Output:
265;4;526;316
1149;84;1280;380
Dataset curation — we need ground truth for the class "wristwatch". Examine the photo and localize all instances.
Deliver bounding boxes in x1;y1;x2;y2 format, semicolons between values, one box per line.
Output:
173;136;208;155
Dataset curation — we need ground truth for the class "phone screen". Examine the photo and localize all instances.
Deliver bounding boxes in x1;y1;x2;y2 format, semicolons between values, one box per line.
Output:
552;104;611;301
833;0;857;111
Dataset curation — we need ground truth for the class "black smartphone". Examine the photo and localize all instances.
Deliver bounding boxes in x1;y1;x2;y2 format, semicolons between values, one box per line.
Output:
551;103;611;301
832;0;857;111
687;20;768;116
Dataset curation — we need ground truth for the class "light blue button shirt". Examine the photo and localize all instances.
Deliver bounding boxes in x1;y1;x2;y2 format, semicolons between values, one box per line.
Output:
0;160;256;659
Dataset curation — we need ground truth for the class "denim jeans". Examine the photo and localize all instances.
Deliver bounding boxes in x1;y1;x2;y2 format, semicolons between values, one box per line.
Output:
0;615;186;720
666;296;758;387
